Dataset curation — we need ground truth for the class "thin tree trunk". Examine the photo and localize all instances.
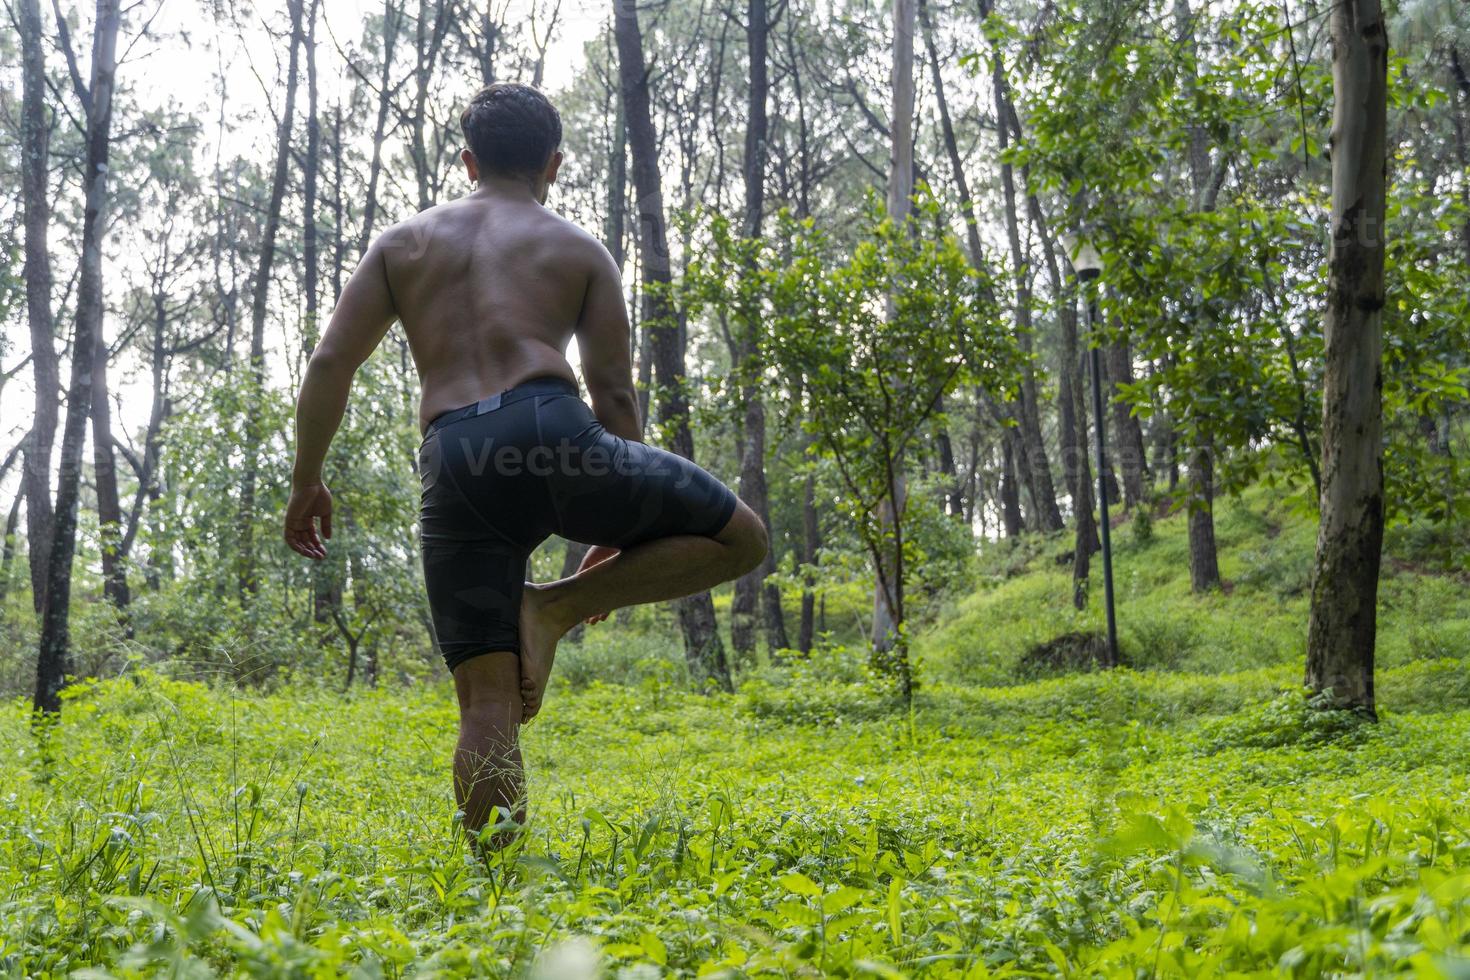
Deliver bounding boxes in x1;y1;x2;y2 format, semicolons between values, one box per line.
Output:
1027;192;1099;604
1025;188;1094;543
212;83;243;377
614;0;732;692
1000;430;1024;537
1305;0;1388;718
605;87;627;269
728;0;788;660
90;330;130;612
1105;334;1149;508
19;0;59;615
237;0;305;600
303;0;342;625
920;0;983;267
986;21;1063;532
1176;0;1222;589
0;489;22;605
406;0;450;212
358;0;400;255
302;0;321;352
1056;343;1081;505
872;0;917;671
798;436;819;654
1453;49;1470;268
921;0;992;523
331;107;346;300
36;0;122;714
1187;442;1221;591
933;395;963;517
119;291;171;564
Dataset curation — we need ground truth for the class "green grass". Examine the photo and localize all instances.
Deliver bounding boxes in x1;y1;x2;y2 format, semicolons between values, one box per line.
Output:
3;491;1469;977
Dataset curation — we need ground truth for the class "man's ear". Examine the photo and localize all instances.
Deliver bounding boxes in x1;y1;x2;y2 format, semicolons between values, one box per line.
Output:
544;150;564;185
461;148;480;185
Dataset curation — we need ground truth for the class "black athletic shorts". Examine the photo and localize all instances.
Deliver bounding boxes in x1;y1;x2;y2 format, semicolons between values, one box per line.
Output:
417;376;738;672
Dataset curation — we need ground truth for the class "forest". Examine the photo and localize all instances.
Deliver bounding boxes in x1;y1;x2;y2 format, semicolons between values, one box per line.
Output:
2;0;1469;973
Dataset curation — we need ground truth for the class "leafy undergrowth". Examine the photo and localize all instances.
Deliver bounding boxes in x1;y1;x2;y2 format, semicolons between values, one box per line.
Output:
3;665;1470;977
915;485;1470;685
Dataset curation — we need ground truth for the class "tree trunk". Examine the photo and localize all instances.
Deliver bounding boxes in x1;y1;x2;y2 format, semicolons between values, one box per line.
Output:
798;437;819;654
1187;443;1221;592
1000;431;1024;537
1105;334;1149;508
933;395;963;517
301;0;341;626
614;0;732;692
36;0;122;714
870;0;917;668
730;0;789;660
920;0;983;268
1175;0;1223;585
1026;191;1099;604
330;107;346;300
90;330;130;612
1453;49;1470;268
19;0;59;615
1305;0;1388;718
237;0;305;599
1056;345;1081;505
0;489;22;605
119;292;171;569
302;0;322;351
987;31;1063;533
358;0;400;255
605;91;627;269
922;0;992;524
406;0;450;212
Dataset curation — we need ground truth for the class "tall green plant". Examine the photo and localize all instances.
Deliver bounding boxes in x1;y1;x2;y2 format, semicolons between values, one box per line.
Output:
690;195;1016;697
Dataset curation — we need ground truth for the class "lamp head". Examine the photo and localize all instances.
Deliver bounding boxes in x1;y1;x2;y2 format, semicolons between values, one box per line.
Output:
1063;234;1104;280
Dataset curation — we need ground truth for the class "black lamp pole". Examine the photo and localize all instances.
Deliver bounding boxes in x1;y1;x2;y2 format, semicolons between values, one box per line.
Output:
1078;268;1119;667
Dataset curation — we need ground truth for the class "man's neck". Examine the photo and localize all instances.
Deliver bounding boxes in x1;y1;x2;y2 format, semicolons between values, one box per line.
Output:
472;174;544;202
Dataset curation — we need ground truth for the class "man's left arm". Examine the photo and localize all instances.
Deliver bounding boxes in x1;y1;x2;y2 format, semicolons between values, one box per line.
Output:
284;241;397;560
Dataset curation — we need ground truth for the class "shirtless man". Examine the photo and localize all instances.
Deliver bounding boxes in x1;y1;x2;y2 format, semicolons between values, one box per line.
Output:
283;83;766;842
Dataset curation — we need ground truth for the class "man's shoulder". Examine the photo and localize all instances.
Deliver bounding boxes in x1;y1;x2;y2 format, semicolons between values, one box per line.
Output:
542;212;617;269
374;207;449;264
537;208;603;248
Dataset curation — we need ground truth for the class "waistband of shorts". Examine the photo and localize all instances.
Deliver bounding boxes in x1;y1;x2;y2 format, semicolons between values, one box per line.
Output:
424;376;579;437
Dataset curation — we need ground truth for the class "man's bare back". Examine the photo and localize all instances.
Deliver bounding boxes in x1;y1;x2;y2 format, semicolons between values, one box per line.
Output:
379;189;612;432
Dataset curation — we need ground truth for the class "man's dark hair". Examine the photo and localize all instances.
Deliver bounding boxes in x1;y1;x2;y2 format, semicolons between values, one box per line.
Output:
460;83;562;179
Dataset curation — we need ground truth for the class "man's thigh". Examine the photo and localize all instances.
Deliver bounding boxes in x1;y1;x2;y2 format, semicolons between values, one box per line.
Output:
551;438;738;548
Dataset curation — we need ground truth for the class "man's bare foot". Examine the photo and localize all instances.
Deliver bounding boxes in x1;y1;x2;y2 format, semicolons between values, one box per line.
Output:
519;584;576;721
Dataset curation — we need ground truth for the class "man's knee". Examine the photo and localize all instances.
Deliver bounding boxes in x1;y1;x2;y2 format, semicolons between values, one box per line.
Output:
722;501;768;575
459;691;522;750
454;651;522;720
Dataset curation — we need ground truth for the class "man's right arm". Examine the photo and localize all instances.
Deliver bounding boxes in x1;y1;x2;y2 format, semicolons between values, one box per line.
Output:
575;240;642;442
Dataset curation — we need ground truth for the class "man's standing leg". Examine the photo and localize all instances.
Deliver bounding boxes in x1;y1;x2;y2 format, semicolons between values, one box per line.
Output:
452;652;525;848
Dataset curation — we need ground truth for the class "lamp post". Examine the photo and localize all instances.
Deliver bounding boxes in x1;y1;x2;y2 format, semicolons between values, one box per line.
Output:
1069;239;1119;668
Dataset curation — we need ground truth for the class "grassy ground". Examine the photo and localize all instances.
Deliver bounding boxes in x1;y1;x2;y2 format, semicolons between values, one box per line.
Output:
3;492;1469;977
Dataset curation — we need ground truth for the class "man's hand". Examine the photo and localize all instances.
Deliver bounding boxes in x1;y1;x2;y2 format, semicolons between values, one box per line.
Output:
284;483;333;560
577;545;619;624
